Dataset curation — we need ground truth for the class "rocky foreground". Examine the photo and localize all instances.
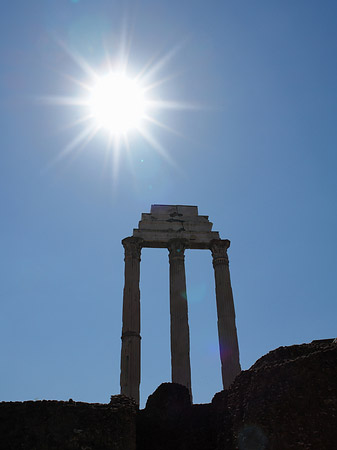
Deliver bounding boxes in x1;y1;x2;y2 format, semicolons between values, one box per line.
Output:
1;340;336;450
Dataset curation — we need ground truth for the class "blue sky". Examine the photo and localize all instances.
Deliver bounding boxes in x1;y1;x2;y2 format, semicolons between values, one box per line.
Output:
1;0;336;408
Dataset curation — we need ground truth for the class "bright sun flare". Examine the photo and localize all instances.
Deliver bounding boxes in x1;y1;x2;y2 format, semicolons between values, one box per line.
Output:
44;38;196;178
89;73;146;134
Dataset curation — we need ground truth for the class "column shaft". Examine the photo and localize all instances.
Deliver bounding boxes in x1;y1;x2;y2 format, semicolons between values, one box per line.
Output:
168;239;192;399
211;240;241;389
120;237;142;404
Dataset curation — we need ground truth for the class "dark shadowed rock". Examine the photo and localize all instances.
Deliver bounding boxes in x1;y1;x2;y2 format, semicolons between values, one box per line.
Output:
138;383;215;450
214;340;337;450
1;341;336;449
0;395;136;450
145;382;191;418
138;341;337;450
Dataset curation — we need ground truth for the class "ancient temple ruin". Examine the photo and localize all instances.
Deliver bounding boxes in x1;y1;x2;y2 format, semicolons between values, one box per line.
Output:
120;205;241;404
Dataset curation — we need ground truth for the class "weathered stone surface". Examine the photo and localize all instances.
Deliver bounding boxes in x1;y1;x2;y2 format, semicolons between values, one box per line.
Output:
213;340;337;450
120;237;142;404
1;342;336;449
133;205;220;248
168;239;192;398
0;395;136;450
211;239;241;389
139;219;212;232
150;205;198;216
132;229;220;248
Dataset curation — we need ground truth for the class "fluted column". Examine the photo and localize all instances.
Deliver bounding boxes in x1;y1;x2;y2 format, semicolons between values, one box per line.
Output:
120;236;143;405
168;238;192;399
211;239;241;389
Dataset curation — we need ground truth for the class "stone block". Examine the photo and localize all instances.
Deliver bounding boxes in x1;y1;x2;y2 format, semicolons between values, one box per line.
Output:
150;205;198;216
138;220;212;232
0;397;137;450
134;205;218;246
132;229;220;248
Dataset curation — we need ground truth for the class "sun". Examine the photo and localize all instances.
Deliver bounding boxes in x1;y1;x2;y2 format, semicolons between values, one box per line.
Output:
89;73;147;134
43;38;196;176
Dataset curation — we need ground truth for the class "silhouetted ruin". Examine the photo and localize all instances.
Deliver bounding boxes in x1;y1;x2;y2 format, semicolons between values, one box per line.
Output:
1;340;336;449
121;205;241;404
2;206;335;449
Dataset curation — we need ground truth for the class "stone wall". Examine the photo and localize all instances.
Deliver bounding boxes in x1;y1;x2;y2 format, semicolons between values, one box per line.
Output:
0;395;136;450
213;340;337;450
1;341;336;450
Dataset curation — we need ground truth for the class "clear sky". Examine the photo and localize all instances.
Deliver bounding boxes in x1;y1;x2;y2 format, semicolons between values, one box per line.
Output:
1;0;336;408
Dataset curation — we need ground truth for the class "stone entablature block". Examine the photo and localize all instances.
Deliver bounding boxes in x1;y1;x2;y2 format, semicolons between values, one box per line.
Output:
133;204;220;248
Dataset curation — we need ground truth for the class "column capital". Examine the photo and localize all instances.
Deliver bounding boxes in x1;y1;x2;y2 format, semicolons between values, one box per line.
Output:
122;236;143;261
168;238;188;262
210;239;230;266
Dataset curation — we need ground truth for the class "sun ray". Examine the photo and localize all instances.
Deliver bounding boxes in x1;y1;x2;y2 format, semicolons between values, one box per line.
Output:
146;99;201;110
55;37;99;81
122;133;139;191
59;114;94;132
100;131;114;182
112;134;122;187
43;32;200;183
62;125;101;169
59;72;92;92
116;18;133;74
40;95;89;107
143;71;183;94
143;114;184;138
46;124;99;170
133;49;162;82
136;42;185;85
137;127;180;171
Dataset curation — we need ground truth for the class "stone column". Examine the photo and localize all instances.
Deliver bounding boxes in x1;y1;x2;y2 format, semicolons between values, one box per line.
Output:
120;236;143;405
168;238;192;399
211;239;241;389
